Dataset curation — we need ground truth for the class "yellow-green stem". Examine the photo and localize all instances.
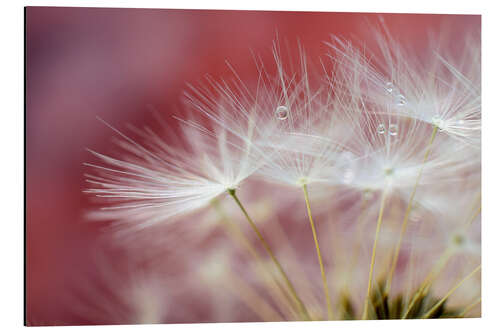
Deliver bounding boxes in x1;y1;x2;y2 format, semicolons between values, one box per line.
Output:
421;248;454;288
403;192;481;313
402;248;453;319
228;189;311;320
302;183;334;320
344;192;371;291
423;265;481;319
466;204;481;227
459;297;481;317
362;187;389;320
226;270;284;321
267;208;319;310
211;199;294;316
386;125;439;293
211;198;261;262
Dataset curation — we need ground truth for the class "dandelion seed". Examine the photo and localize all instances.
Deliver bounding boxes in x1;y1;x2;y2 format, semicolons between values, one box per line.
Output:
326;31;481;147
85;112;263;232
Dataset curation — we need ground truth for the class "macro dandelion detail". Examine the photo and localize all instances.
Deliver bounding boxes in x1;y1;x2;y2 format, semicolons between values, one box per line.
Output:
26;8;481;326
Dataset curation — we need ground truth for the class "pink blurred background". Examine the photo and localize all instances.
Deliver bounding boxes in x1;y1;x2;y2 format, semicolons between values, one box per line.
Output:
25;7;479;325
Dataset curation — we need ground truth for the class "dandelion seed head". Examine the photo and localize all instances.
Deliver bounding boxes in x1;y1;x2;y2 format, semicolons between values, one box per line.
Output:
326;29;481;147
85;111;263;231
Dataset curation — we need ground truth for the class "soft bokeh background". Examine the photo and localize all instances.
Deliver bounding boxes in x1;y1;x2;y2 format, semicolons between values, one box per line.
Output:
26;7;480;325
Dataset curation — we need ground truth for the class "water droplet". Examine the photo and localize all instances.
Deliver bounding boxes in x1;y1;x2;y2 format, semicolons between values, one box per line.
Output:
385;82;394;94
377;123;386;134
396;94;407;106
275;105;288;120
388;124;398;136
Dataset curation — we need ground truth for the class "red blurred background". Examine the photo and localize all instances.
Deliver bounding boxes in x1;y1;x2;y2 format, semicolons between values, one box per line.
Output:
25;7;479;325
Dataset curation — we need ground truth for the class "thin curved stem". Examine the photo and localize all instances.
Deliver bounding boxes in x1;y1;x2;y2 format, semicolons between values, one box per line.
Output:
402;192;480;317
226;270;284;321
211;198;262;262
423;265;481;319
345;192;370;289
211;199;293;316
386;125;438;293
267;208;319;310
362;187;390;320
228;189;311;320
466;202;481;227
402;248;454;319
459;297;481;317
302;183;334;320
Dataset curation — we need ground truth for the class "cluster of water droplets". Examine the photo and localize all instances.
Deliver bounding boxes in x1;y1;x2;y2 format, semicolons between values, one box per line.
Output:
385;81;394;94
385;82;407;107
376;123;399;136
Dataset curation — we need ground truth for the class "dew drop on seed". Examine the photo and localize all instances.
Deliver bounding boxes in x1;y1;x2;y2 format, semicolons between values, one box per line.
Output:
385;82;394;94
396;94;407;106
377;123;386;134
388;124;398;136
275;105;288;120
